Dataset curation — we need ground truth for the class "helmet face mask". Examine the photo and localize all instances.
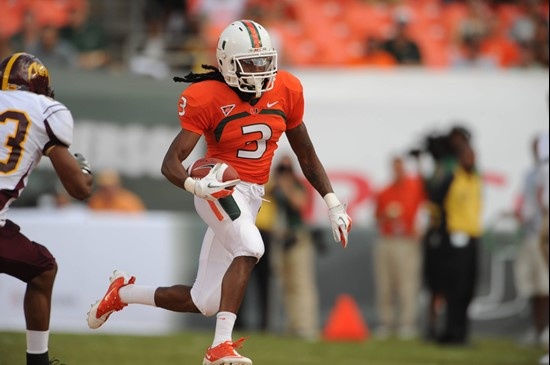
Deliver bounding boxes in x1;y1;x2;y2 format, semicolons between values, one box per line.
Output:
217;20;278;97
0;53;55;98
232;51;277;95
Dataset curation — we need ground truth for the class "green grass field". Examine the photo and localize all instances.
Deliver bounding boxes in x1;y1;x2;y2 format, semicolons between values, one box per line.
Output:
0;331;545;365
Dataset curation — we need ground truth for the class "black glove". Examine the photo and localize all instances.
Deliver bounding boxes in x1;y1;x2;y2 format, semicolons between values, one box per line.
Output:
74;153;92;175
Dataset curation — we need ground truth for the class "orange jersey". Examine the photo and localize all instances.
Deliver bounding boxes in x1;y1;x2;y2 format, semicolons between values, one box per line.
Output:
178;70;304;184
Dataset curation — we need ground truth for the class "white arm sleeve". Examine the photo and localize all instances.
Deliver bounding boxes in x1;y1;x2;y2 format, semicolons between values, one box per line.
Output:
41;102;74;154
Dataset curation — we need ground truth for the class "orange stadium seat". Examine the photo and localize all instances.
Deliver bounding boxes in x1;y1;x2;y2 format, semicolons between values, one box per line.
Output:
30;0;85;28
442;2;469;35
496;4;523;37
481;35;521;67
0;0;29;39
278;23;319;66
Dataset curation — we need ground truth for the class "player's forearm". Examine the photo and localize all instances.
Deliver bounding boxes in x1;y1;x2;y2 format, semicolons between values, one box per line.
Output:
161;154;190;191
299;154;333;198
49;147;93;200
161;129;200;192
287;123;333;198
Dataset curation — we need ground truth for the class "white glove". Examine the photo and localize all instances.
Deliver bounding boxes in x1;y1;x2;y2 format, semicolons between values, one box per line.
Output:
325;193;353;248
185;163;240;201
74;153;92;175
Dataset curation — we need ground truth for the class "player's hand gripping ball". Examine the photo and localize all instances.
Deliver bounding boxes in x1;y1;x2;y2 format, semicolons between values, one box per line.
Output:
187;158;240;201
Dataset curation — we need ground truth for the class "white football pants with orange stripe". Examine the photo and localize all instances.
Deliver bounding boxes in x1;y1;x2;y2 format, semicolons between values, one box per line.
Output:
191;181;265;316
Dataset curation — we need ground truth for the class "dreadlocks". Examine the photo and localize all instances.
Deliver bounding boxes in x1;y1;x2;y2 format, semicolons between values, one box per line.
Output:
173;65;225;84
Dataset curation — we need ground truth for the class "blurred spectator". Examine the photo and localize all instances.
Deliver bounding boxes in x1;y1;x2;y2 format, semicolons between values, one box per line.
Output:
418;126;473;341
452;35;499;68
236;182;277;332
60;1;109;69
10;11;41;53
510;0;542;45
3;0;550;69
480;17;522;68
458;0;493;41
428;142;482;346
383;19;423;65
27;26;78;68
129;13;170;79
192;0;247;29
353;37;397;67
532;15;550;67
515;136;549;347
272;155;320;340
0;37;12;61
537;132;550;365
374;156;425;340
88;170;145;213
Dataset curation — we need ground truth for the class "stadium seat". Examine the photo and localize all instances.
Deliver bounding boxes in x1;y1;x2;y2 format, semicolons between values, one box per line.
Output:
0;0;29;39
442;2;469;35
30;0;85;28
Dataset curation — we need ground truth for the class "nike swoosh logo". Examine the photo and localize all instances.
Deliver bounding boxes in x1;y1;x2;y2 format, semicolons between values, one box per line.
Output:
267;101;279;108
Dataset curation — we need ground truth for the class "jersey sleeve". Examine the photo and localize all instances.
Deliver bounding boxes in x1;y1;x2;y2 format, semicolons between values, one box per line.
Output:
41;101;74;155
285;75;305;130
178;87;212;135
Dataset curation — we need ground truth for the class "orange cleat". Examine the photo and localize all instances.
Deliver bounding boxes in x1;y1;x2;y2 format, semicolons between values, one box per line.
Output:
203;338;252;365
87;270;135;329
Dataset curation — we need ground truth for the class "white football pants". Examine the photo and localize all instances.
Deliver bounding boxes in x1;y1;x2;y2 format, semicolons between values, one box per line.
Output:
190;182;265;316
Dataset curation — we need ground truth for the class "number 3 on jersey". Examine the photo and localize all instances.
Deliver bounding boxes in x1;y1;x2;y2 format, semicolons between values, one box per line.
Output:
237;124;272;160
0;110;31;174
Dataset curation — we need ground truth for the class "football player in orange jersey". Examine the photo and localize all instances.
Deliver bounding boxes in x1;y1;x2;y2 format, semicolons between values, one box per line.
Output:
87;20;351;365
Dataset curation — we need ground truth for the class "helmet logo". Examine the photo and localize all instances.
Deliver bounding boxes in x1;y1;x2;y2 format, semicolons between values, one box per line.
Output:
28;62;49;81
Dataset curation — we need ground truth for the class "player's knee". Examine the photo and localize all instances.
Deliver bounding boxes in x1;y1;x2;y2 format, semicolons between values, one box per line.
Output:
235;242;264;261
192;292;220;317
29;261;57;290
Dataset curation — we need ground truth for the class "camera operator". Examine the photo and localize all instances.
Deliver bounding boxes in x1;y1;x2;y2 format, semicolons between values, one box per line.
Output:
414;126;482;345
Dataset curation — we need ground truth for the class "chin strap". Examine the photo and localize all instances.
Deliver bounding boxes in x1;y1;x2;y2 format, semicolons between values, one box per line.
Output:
254;78;263;97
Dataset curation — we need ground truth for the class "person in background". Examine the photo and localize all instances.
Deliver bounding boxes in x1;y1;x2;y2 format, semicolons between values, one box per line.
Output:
421;126;473;341
515;136;549;348
272;155;320;340
536;132;549;365
60;1;109;69
431;144;482;346
27;26;77;69
374;156;425;340
452;35;499;69
383;17;422;66
10;11;42;54
236;181;277;332
353;37;397;68
88;170;145;213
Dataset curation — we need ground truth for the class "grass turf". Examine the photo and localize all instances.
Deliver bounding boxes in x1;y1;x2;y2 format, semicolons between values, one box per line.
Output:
0;331;546;365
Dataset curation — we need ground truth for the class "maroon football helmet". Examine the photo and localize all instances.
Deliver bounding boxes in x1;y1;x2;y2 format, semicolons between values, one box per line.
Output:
0;53;54;98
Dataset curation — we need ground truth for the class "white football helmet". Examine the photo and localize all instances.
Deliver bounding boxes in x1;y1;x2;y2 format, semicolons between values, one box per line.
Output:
216;20;278;97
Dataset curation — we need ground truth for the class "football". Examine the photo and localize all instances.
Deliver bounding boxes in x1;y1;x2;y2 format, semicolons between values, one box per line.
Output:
187;157;240;187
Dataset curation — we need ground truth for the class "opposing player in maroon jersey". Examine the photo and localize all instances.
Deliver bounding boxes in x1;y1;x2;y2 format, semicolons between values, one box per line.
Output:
0;53;93;365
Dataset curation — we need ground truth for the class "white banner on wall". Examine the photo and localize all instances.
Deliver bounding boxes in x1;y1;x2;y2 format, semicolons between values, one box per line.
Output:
280;69;549;226
0;210;201;334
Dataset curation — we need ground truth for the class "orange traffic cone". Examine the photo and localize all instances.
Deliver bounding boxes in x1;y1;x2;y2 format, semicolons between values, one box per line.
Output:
323;294;369;342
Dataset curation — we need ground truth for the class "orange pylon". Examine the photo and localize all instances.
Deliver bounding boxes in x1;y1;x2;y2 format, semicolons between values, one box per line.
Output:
323;294;369;342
